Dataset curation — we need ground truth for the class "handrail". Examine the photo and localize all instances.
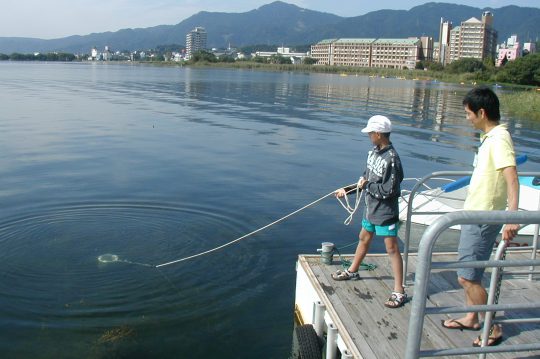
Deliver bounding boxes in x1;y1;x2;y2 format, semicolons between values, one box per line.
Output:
404;210;540;359
403;171;471;285
479;240;507;359
402;171;540;285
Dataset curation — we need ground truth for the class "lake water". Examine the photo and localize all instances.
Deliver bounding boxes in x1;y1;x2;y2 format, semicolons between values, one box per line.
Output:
0;62;538;358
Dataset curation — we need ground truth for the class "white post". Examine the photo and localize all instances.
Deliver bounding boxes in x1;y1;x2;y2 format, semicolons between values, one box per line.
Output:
326;323;338;359
313;301;325;338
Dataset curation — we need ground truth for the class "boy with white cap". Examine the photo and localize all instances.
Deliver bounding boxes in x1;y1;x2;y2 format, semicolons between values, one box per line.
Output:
333;115;406;308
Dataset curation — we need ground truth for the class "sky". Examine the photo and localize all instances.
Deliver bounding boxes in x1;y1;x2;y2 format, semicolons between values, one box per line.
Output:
1;0;539;39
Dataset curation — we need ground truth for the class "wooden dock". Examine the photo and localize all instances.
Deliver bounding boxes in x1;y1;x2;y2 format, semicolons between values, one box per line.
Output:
296;251;540;359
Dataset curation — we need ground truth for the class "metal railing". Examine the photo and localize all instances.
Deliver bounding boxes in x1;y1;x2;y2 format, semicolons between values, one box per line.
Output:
404;210;540;358
402;171;540;285
402;170;470;285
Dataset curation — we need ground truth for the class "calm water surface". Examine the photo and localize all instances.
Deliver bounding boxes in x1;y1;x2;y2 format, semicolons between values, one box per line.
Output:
0;62;539;358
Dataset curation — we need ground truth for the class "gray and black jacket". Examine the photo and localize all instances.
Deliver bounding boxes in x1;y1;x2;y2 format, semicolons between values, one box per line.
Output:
362;143;404;226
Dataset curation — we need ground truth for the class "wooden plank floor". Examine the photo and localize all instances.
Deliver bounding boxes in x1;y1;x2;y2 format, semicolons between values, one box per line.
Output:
301;250;540;359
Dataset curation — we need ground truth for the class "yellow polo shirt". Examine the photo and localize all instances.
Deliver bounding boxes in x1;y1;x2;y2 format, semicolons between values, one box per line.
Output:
464;124;516;211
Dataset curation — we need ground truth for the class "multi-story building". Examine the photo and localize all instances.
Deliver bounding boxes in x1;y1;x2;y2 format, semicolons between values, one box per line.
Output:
371;38;421;69
310;39;337;65
419;36;434;62
438;18;452;65
186;27;207;60
253;46;310;63
448;11;497;63
310;38;422;69
523;42;537;55
332;39;373;67
448;25;461;63
496;35;521;67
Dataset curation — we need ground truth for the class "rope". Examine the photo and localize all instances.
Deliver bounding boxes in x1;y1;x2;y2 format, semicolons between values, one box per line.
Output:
155;188;340;268
336;182;364;225
333;183;376;270
333;242;377;271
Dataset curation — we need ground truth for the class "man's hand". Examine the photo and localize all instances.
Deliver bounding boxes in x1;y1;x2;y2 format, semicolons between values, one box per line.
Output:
501;166;519;242
502;223;519;241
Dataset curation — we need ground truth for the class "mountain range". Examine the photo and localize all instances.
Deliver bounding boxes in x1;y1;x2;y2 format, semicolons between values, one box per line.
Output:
1;1;539;54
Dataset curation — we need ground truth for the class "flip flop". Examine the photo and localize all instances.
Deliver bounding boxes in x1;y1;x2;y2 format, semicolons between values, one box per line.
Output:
473;335;503;347
441;319;481;331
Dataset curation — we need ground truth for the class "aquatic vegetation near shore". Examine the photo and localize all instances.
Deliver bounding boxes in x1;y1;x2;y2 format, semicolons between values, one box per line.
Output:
499;90;540;121
89;326;141;358
98;326;136;344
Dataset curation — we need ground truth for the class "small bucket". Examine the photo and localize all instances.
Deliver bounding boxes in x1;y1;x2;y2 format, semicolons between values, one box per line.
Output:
317;242;334;265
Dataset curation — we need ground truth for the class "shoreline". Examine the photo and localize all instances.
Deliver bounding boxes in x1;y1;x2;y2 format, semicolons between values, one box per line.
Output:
3;59;538;120
135;60;540;121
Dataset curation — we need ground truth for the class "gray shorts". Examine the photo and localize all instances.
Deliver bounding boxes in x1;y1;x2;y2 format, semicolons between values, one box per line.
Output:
457;224;502;281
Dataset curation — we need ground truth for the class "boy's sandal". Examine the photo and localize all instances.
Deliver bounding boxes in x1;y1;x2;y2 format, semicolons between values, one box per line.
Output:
331;269;359;281
384;292;407;308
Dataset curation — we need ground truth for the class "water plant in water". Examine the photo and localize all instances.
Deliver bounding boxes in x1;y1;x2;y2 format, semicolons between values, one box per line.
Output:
499;91;540;121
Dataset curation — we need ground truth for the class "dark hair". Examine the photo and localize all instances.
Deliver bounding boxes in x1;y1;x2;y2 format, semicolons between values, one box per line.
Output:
381;132;391;139
462;87;500;122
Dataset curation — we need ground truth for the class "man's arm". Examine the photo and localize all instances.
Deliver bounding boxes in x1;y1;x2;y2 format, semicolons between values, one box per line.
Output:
502;165;519;241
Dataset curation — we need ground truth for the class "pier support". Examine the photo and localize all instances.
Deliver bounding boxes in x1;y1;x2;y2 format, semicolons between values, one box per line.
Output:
313;301;326;338
326;323;338;359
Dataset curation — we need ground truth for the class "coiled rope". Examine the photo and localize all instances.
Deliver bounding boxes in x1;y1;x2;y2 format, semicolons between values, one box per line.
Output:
155;184;360;268
335;181;364;225
331;183;377;271
333;241;378;271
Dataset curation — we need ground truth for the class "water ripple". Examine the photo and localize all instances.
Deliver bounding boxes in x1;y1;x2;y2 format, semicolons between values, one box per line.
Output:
0;201;269;331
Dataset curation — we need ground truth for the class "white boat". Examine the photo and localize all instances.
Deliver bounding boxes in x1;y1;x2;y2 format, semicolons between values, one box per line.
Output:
399;161;540;236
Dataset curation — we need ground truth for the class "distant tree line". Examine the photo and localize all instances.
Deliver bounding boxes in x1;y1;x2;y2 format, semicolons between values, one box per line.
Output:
2;46;539;87
0;52;76;61
416;53;540;86
188;50;236;63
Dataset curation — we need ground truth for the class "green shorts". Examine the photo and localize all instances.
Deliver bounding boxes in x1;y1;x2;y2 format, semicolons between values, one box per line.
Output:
362;218;399;236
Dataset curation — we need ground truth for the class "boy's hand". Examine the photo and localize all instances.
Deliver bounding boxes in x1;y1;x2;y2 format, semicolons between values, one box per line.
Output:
357;177;368;190
334;188;346;198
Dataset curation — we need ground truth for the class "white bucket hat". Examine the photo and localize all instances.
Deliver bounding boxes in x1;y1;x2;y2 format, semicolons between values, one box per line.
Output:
361;115;392;133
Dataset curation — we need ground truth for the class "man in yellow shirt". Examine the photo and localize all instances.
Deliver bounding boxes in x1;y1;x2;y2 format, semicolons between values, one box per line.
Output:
441;87;519;347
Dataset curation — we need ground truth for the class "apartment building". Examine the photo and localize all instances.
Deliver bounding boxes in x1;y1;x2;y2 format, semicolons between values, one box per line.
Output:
186;27;207;60
448;12;497;63
311;38;421;69
496;35;521;67
310;39;337;65
419;36;434;62
371;38;421;69
331;39;374;67
438;18;452;65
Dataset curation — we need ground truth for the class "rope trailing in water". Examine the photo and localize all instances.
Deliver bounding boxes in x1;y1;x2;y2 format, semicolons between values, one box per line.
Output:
155;187;352;268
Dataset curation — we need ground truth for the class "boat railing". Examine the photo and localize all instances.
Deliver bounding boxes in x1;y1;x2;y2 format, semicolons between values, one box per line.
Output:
402;171;540;285
405;210;540;359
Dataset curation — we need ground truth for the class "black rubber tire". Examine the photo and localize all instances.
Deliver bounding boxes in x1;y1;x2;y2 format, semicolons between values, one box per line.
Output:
295;324;322;359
